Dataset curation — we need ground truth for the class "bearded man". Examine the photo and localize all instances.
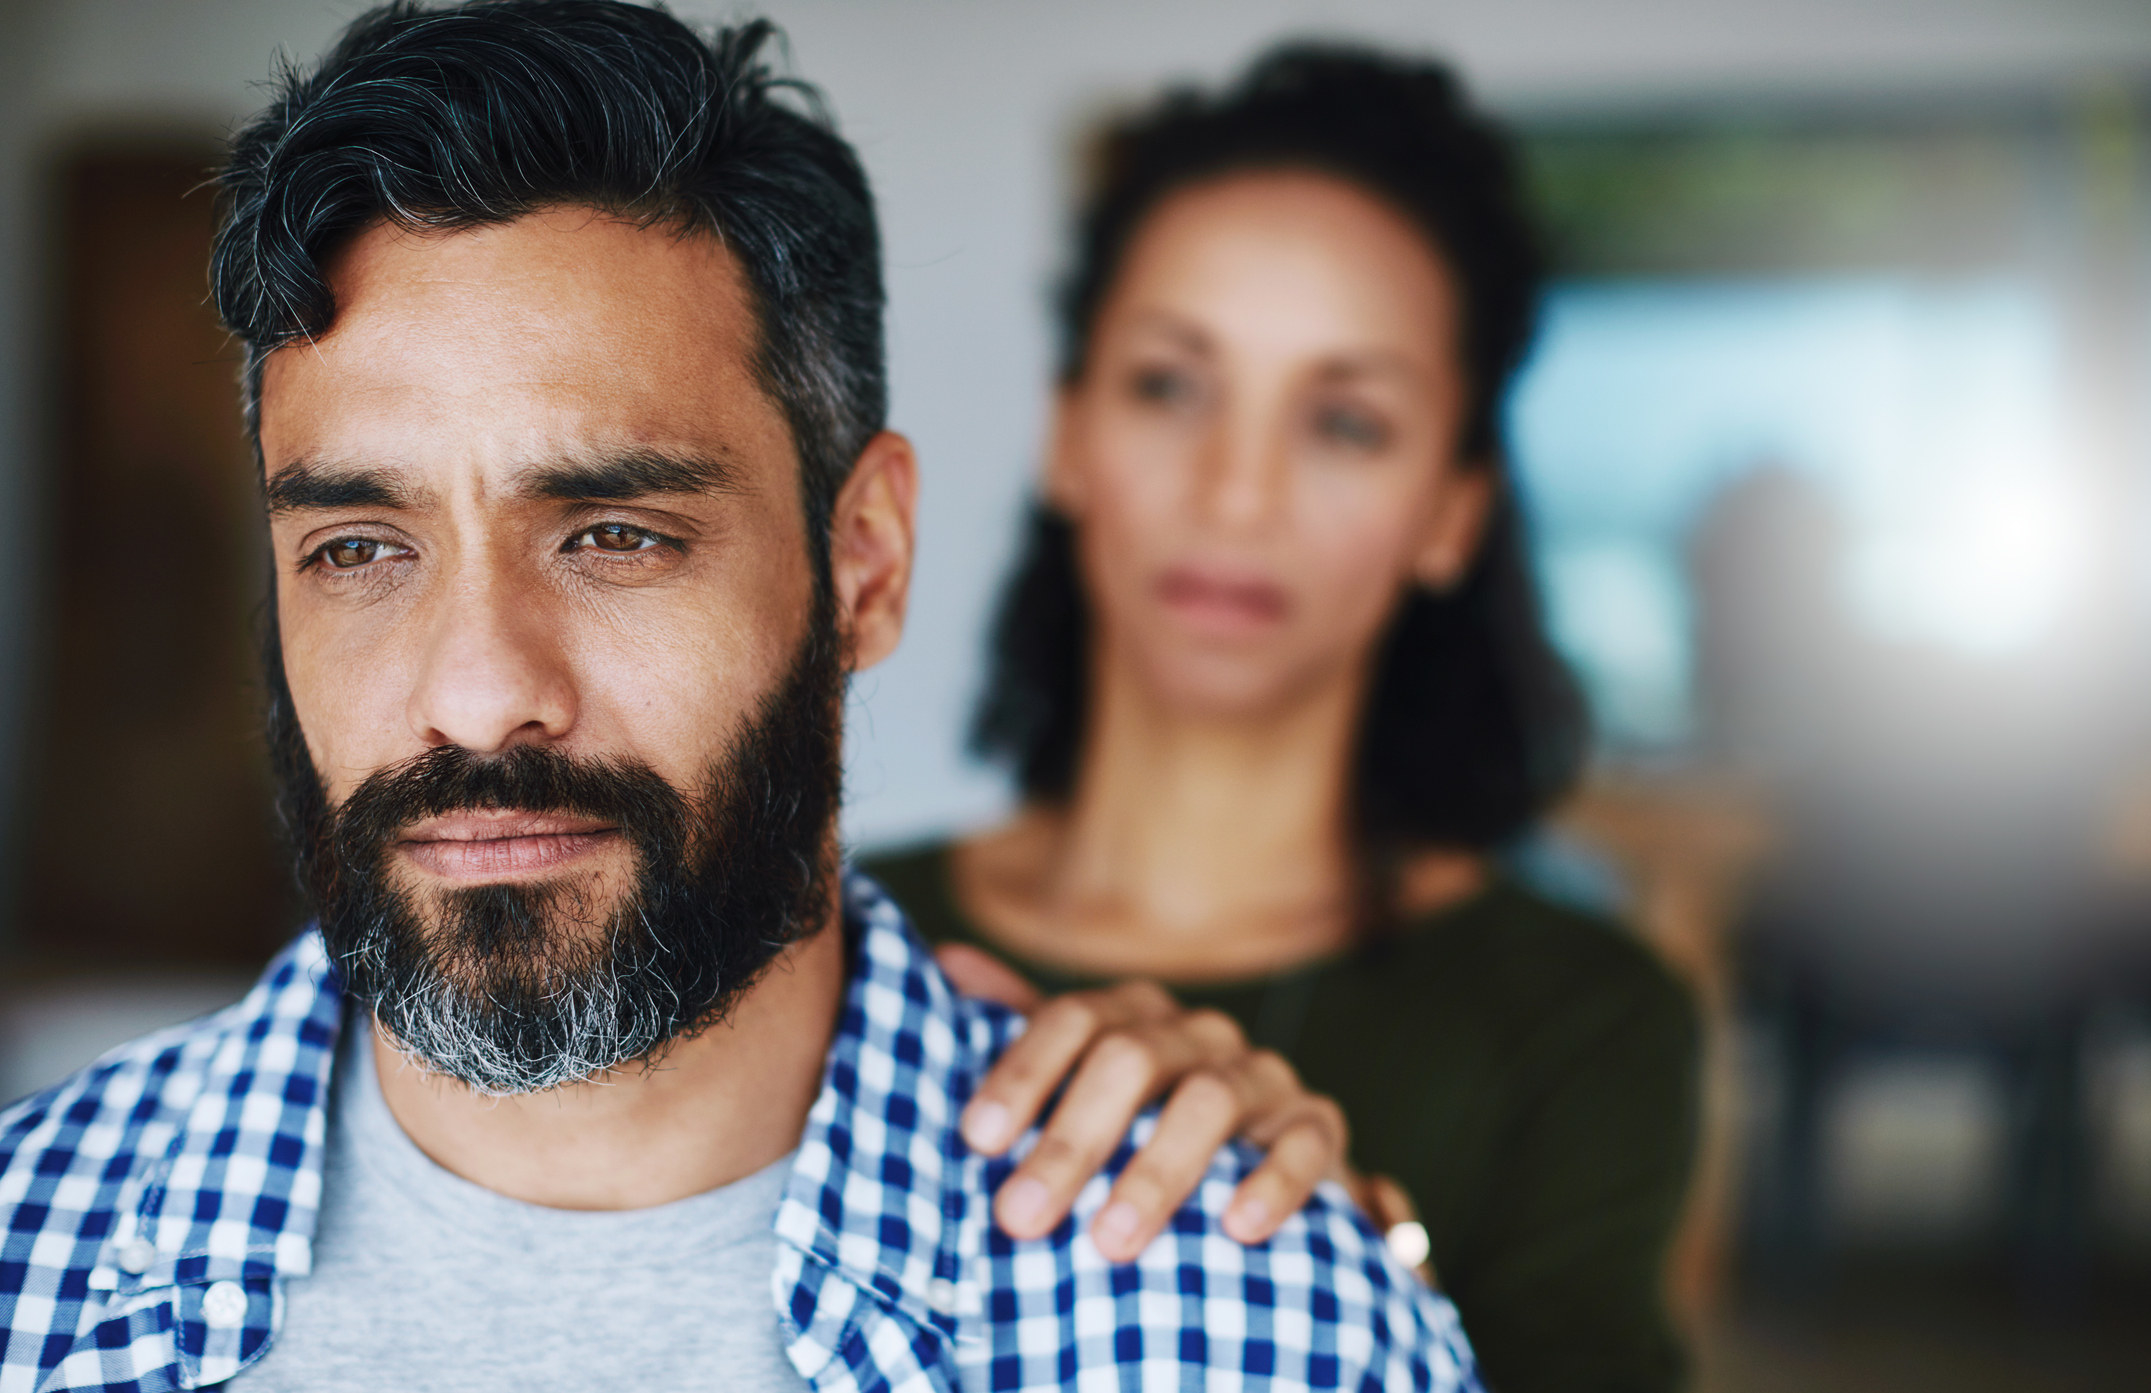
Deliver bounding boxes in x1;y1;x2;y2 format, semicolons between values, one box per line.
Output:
0;4;1479;1389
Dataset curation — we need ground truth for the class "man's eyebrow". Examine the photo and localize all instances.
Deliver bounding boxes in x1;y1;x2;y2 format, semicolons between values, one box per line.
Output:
265;461;413;514
519;449;744;502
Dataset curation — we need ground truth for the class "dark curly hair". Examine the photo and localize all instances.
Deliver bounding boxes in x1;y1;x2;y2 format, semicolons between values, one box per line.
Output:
212;0;883;556
972;43;1586;852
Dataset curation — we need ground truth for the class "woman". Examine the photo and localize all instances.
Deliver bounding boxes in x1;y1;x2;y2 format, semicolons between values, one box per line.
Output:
866;44;1700;1393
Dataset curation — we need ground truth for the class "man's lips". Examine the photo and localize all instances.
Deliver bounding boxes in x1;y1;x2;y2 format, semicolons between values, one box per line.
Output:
397;811;622;880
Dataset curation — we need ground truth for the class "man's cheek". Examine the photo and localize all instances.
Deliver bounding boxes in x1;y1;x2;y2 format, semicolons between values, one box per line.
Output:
584;631;761;767
289;670;398;799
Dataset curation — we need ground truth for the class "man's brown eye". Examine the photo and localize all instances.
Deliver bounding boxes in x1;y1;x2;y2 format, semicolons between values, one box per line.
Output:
585;524;653;552
324;539;381;569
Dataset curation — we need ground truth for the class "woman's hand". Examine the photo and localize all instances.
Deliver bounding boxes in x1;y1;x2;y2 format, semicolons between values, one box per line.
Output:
938;942;1352;1263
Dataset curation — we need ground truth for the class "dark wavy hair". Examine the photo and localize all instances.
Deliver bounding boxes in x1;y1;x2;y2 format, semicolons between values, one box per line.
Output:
211;0;883;555
973;43;1586;851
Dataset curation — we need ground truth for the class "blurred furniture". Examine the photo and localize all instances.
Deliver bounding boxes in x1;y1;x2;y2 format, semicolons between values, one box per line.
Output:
1730;686;2129;1301
1554;758;2151;1323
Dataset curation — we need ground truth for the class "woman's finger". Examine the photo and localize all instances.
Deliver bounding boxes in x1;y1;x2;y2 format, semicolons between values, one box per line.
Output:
990;1013;1240;1240
959;979;1177;1155
1225;1050;1320;1149
1220;1101;1348;1244
1090;1051;1305;1259
936;942;1046;1012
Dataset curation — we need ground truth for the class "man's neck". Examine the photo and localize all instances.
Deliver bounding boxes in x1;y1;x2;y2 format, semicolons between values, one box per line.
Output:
368;918;847;1210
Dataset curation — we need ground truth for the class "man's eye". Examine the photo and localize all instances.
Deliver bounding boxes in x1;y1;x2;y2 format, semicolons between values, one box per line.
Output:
318;537;393;569
574;523;662;554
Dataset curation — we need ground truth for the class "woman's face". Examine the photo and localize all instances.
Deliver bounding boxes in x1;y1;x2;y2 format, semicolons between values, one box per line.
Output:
1051;170;1491;720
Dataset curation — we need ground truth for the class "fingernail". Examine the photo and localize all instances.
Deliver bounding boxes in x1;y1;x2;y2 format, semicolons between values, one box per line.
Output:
962;1101;1011;1150
1000;1177;1051;1231
1096;1201;1141;1252
1223;1196;1271;1241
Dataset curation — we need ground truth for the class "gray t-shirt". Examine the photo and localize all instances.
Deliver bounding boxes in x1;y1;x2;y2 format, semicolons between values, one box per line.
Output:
232;1018;804;1391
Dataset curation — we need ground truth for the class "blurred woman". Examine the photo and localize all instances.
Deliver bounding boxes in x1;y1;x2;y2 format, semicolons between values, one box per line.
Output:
866;44;1699;1393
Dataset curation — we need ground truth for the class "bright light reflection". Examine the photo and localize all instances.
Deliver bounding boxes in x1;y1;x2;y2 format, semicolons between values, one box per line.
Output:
1847;469;2091;658
1509;275;2085;746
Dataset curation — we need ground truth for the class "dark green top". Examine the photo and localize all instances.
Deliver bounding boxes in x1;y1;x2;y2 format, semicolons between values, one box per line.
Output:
861;841;1701;1393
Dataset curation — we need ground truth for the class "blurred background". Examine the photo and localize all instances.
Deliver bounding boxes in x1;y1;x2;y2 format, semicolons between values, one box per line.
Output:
2;1;2149;1387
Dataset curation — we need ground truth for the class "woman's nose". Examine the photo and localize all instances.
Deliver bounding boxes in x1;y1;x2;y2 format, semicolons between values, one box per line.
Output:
1190;413;1286;532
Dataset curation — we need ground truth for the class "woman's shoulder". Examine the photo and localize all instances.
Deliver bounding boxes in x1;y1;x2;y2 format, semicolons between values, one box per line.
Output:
854;837;972;946
1392;877;1698;1048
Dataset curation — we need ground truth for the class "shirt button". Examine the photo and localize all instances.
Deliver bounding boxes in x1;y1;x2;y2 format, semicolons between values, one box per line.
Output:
116;1238;158;1275
926;1278;960;1316
202;1281;250;1330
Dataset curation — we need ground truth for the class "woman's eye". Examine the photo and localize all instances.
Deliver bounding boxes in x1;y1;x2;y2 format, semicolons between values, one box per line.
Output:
574;523;662;554
317;537;396;570
1130;365;1198;408
1313;404;1391;452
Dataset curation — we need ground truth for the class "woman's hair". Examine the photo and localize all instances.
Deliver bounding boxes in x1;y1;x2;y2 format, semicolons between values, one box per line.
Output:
972;42;1588;851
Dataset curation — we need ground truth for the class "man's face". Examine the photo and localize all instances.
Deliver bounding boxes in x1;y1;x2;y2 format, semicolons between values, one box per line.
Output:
259;209;848;1090
265;209;815;847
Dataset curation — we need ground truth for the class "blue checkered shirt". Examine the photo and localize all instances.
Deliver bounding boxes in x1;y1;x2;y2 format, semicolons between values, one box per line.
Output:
3;873;1480;1392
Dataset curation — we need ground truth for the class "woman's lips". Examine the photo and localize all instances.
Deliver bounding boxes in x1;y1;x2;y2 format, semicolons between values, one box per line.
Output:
1155;565;1291;632
397;811;622;880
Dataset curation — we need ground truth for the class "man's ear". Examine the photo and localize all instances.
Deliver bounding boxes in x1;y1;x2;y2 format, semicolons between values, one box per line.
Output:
1411;464;1497;591
1041;384;1087;519
829;430;918;672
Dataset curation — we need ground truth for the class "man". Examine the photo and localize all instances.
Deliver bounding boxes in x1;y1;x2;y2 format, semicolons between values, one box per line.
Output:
0;4;1479;1389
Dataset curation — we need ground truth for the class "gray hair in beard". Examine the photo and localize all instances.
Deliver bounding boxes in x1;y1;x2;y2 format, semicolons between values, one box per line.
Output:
268;601;845;1095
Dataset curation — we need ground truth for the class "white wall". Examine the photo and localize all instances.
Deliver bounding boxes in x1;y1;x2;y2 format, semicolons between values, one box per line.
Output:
2;0;2147;871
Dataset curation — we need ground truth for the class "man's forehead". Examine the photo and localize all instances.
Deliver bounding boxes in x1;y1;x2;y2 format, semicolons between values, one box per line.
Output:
258;210;787;483
321;208;749;322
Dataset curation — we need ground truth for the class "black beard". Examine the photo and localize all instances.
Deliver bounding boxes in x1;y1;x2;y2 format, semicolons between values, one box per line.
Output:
267;597;846;1095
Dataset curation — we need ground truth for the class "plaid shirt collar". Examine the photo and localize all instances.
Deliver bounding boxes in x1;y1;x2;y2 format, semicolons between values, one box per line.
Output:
4;873;1478;1393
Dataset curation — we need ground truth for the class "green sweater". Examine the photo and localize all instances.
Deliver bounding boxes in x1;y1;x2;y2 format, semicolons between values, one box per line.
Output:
860;842;1701;1393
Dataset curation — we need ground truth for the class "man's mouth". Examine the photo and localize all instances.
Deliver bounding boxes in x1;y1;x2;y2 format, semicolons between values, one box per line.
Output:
397;810;623;880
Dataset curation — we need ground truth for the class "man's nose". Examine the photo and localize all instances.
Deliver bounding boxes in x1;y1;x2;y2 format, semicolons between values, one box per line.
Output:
406;566;577;753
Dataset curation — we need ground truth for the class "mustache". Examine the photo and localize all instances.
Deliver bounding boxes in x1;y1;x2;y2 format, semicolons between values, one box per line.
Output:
331;743;692;859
